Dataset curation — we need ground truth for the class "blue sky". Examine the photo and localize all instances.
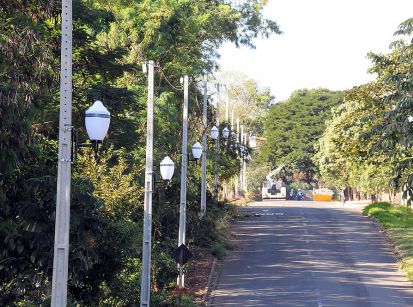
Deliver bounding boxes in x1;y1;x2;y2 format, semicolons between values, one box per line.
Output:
218;0;413;102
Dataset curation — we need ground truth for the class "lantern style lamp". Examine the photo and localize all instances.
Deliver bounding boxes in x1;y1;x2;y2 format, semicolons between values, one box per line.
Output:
74;100;110;160
192;142;203;160
211;126;219;140
249;136;257;148
160;156;175;181
222;127;230;139
85;100;110;141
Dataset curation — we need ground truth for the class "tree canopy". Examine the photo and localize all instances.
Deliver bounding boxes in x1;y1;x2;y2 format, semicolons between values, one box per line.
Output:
0;0;279;304
261;88;344;183
315;18;413;201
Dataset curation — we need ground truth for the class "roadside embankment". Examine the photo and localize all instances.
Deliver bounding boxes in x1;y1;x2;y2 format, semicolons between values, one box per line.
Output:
363;202;413;281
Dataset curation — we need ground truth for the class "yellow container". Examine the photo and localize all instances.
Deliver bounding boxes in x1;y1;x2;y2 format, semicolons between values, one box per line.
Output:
313;194;332;202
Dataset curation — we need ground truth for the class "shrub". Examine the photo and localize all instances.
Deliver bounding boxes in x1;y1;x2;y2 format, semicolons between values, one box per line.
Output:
211;242;227;260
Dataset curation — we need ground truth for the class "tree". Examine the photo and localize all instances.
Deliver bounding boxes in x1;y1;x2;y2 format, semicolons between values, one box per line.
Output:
314;18;413;202
315;87;395;196
261;88;344;183
0;0;281;304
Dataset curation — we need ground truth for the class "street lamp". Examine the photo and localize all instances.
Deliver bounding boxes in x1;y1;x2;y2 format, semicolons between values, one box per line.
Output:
192;142;203;160
222;127;230;139
85;100;110;141
160;156;175;180
249;135;257;148
52;99;111;306
74;100;111;157
211;126;219;140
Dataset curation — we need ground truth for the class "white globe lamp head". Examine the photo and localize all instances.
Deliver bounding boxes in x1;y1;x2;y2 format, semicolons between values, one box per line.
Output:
211;126;219;139
160;156;175;180
222;127;230;139
249;136;257;148
192;142;203;160
85;100;110;141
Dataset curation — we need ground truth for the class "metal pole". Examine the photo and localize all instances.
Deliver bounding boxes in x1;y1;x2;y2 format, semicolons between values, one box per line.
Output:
140;61;155;307
235;118;240;196
200;76;207;218
51;1;73;305
236;118;240;143
240;125;244;190
178;75;189;287
214;99;220;201
225;95;229;123
243;132;247;191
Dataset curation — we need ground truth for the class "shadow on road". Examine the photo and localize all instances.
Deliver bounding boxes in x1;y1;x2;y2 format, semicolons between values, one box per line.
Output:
210;201;413;307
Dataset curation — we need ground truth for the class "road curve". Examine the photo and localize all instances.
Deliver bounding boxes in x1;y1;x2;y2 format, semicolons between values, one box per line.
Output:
210;201;413;307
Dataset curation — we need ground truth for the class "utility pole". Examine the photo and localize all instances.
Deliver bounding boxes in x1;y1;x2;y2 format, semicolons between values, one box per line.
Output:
240;124;244;191
225;95;229;123
200;76;207;218
214;98;220;201
223;96;229;200
140;61;155;307
51;1;73;305
243;132;247;192
178;75;189;287
235;118;240;196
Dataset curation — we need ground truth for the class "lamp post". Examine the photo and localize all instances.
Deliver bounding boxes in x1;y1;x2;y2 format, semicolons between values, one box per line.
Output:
235;118;240;196
140;60;155;307
210;123;230;201
178;75;189;289
210;125;219;201
240;124;244;191
50;1;73;304
243;132;248;192
200;76;208;218
52;98;111;307
51;2;108;304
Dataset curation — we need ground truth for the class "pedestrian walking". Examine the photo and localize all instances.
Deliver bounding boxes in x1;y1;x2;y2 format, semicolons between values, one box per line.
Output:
341;188;346;205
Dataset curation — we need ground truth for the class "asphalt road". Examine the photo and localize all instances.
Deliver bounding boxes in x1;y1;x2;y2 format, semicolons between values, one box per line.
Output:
210;201;413;307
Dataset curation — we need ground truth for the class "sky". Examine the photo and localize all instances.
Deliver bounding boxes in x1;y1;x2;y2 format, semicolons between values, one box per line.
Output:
218;0;413;102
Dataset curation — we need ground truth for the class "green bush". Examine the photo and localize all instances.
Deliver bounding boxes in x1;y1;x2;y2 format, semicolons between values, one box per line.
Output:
211;242;227;260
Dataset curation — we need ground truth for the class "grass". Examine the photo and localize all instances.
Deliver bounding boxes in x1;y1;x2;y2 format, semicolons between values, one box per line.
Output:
363;202;413;280
209;204;236;260
363;202;413;228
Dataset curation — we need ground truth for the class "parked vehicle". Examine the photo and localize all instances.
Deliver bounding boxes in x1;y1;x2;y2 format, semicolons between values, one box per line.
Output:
262;164;287;200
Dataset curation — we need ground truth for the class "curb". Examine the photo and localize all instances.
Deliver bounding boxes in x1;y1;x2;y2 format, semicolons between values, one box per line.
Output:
202;258;219;305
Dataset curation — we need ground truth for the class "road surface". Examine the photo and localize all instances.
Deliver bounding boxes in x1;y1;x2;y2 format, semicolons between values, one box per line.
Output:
210;201;413;306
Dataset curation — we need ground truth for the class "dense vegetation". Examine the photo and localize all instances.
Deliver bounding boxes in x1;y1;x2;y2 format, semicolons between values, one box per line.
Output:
260;88;344;185
254;18;413;203
315;18;413;202
0;0;279;304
